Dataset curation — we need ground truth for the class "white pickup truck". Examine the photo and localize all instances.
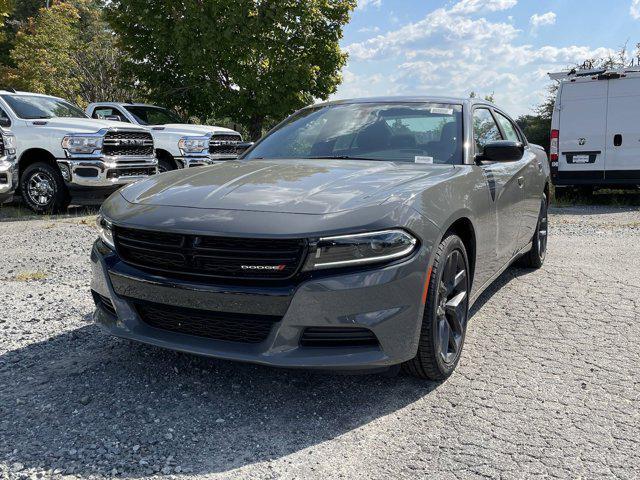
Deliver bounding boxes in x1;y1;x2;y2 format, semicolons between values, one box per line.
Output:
86;102;244;172
0;90;158;213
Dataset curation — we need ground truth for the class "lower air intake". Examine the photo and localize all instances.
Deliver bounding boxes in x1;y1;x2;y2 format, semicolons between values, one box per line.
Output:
92;290;116;317
300;327;379;348
135;301;280;344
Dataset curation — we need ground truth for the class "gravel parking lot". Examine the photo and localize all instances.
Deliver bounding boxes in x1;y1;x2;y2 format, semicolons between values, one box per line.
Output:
0;204;638;480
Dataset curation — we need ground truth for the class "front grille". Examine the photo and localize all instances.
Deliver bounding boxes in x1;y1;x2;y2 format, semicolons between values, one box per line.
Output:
113;226;307;281
103;131;154;157
209;134;241;157
135;301;279;343
300;327;379;348
107;167;157;179
92;290;116;317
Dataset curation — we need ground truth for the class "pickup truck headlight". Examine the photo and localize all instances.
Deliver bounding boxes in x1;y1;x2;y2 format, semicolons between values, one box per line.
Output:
178;136;210;154
96;214;114;249
304;229;418;270
62;134;103;154
2;133;16;155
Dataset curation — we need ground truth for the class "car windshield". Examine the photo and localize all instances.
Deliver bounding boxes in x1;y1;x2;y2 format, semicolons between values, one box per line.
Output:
1;94;87;119
124;106;184;125
245;102;464;164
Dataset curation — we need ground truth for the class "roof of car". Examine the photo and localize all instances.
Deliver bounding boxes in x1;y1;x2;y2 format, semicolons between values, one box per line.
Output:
90;102;159;108
313;96;498;109
0;90;62;99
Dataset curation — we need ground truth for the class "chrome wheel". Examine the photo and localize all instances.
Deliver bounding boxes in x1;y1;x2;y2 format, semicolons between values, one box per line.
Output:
436;249;468;365
27;172;55;206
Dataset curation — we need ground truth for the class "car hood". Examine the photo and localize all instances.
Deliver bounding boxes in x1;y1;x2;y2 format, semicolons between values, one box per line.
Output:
150;124;240;137
26;117;148;134
120;159;455;215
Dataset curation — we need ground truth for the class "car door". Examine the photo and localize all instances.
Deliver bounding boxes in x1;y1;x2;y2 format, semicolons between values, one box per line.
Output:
493;110;541;248
605;75;640;182
472;107;525;267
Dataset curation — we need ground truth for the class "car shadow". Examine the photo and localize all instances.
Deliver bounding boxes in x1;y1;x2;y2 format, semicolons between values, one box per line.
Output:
0;320;439;477
469;265;531;317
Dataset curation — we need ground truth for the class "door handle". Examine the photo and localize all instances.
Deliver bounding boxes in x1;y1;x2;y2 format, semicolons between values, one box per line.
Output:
517;176;525;188
614;134;622;147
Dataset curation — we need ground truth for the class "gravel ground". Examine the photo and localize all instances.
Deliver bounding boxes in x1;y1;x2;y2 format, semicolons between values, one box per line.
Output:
0;204;638;480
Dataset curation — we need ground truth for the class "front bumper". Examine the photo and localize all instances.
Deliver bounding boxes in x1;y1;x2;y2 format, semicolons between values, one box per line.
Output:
57;155;158;187
90;241;429;371
0;154;18;203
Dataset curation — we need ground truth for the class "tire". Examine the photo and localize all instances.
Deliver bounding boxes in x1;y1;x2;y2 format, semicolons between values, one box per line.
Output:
519;194;548;269
403;233;470;381
157;158;175;173
20;162;70;214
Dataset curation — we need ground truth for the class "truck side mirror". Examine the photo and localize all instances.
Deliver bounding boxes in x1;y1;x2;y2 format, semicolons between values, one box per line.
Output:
0;117;11;128
477;141;524;163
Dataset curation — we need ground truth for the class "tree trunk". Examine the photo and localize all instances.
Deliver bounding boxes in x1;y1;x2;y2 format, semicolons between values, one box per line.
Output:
249;116;264;141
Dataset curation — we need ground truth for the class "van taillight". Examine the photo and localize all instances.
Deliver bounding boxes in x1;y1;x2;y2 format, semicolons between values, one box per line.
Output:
550;129;559;162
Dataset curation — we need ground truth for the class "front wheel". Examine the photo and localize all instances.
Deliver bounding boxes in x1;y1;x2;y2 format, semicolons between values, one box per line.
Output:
519;194;548;269
157;158;175;173
403;234;470;381
20;162;70;214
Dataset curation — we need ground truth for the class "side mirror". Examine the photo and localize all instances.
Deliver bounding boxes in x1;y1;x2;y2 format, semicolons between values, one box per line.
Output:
478;140;524;163
104;115;123;122
236;141;254;155
0;118;10;128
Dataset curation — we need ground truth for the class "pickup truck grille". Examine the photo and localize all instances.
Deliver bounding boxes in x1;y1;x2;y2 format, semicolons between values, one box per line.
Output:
209;134;241;157
103;131;154;157
113;226;307;281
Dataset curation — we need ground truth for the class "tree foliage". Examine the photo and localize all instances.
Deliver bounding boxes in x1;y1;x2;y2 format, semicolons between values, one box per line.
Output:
0;0;135;106
108;0;357;139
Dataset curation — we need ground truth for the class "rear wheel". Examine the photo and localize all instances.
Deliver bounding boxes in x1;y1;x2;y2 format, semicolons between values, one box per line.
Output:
519;194;548;269
403;234;470;381
20;162;70;214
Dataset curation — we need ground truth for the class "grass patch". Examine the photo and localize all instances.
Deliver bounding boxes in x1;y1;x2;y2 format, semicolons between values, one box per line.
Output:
8;271;48;282
552;186;640;207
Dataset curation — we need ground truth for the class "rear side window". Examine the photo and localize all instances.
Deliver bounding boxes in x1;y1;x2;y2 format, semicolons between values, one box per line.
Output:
473;108;502;152
494;112;520;142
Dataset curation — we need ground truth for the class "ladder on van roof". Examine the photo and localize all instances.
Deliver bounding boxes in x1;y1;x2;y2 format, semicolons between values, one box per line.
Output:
548;66;640;81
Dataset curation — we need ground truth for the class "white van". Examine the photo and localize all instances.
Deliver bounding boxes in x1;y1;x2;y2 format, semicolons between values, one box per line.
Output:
549;68;640;193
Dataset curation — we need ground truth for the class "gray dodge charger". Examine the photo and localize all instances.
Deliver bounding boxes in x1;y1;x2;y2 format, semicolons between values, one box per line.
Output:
91;97;550;380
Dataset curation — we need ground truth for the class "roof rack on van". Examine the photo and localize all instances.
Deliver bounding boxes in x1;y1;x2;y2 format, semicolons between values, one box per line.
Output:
549;66;640;81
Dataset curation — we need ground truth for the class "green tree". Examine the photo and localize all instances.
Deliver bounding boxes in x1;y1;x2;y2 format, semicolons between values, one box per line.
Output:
4;0;135;106
108;0;357;139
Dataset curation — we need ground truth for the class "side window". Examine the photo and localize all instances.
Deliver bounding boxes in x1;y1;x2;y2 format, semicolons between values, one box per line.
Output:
495;112;520;142
0;107;10;127
93;107;129;122
473;108;502;153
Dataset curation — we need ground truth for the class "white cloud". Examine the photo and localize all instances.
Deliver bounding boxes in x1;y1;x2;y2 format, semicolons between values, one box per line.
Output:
358;26;381;33
631;0;640;19
530;11;557;29
338;0;615;116
357;0;382;10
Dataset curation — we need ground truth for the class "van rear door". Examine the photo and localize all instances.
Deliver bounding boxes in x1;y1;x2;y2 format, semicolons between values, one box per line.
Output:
557;80;608;184
605;76;640;183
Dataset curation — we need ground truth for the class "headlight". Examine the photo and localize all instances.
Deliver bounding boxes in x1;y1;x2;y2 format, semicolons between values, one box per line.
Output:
178;136;209;154
304;229;418;270
62;134;103;154
2;133;16;155
96;214;114;249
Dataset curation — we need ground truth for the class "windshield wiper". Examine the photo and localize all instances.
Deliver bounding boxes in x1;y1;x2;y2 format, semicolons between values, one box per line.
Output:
307;155;381;161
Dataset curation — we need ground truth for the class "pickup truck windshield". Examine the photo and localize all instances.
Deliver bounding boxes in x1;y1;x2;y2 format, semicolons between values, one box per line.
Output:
1;95;87;119
245;102;464;164
124;106;184;126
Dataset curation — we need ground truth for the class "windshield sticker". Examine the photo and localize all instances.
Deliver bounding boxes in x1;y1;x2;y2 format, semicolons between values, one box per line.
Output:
415;156;434;164
430;107;454;115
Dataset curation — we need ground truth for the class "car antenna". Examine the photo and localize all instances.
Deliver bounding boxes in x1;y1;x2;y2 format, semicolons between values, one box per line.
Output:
1;87;16;93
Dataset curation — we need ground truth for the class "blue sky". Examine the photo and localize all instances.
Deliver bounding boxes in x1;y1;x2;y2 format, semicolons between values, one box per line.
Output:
334;0;640;116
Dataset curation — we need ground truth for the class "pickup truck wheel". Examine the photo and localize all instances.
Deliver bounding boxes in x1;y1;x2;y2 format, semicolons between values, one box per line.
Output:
403;234;470;381
157;158;174;173
20;162;70;214
519;194;548;269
